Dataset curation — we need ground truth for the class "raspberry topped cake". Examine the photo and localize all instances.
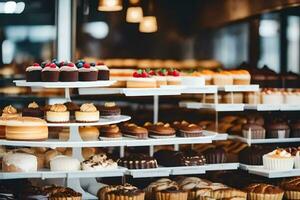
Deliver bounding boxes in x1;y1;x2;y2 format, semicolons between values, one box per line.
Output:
25;63;42;82
41;63;60;82
59;62;78;82
78;62;98;81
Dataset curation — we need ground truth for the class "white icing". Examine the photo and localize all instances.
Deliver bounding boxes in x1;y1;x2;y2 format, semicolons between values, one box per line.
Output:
267;149;292;158
26;66;42;72
3;152;37;172
96;65;109;70
42;66;59;72
50;155;80;171
78;67;98;72
60;66;78;71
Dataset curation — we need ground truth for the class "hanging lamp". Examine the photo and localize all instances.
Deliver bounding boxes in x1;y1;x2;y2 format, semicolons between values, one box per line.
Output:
139;0;157;32
98;0;123;12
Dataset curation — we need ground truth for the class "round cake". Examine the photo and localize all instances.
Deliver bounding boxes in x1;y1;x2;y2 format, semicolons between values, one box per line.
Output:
0;116;8;139
5;117;48;141
46;104;70;123
75;103;99;122
50;155;80;171
2;152;37;172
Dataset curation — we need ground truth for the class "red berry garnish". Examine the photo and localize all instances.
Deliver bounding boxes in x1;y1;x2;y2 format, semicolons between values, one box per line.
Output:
141;71;148;78
45;63;51;67
33;63;40;66
60;61;65;66
167;70;173;76
50;63;57;68
83;63;90;68
173;70;180;76
149;70;156;76
67;63;75;67
133;72;140;77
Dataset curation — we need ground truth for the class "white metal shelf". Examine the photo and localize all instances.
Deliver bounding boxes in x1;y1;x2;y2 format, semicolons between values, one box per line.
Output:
181;102;244;112
14;80;116;88
246;166;300;178
228;135;300;144
218;85;259;92
244;104;300;111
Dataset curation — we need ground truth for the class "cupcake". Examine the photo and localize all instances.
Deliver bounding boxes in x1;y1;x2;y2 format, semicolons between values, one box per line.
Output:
267;121;290;138
245;183;284;200
25;63;42;82
59;62;78;82
1;105;21;118
203;147;227;164
98;184;145;200
46;104;70;123
95;62;110;80
41;63;59;82
291;121;300;138
281;177;300;200
78;63;98;81
242;123;266;139
239;145;272;165
99;102;121;118
22;102;44;118
263;149;294;170
75;103;99;122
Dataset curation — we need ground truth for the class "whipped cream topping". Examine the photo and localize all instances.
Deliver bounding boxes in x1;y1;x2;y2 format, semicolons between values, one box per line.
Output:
28;102;39;108
96;65;109;70
26;66;42;72
267;149;292;158
50;104;67;112
78;67;98;72
81;154;118;171
42;66;59;71
60;66;78;71
2;105;17;114
80;103;97;112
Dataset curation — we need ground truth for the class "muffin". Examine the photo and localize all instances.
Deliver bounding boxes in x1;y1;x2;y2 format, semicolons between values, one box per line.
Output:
99;102;121;118
95;62;110;80
239;145;272;165
179;124;203;137
59;62;78;82
78;63;98;81
121;123;148;139
100;124;122;139
247;115;264;126
242;123;266;139
263;149;294;170
79;126;100;141
245;183;284;200
291;121;300;138
41;63;59;82
1;105;21;118
98;184;145;200
267;121;290;138
25;63;42;82
281;177;300;200
203;147;227;164
75;103;99;122
46;104;70;123
22;102;44;118
144;122;176;138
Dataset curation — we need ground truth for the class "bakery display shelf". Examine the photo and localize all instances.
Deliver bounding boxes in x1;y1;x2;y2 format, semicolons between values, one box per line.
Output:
239;163;261;171
125;168;171;178
244;104;300;111
46;115;131;127
13;80;116;88
246;166;300;178
218;85;259;92
228;135;300;144
180;101;244;112
0;167;127;180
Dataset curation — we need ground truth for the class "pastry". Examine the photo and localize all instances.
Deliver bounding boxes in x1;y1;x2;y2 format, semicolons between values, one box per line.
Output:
127;77;157;88
59;62;79;82
152;69;168;87
144;122;176;138
172;120;190;131
50;155;80;171
18;185;49;200
280;177;300;200
99;102;121;118
263;149;294;170
145;178;187;200
58;127;70;141
42;185;82;200
22;102;44;118
178;177;212;200
82;147;97;160
179;124;203;137
242;123;266;139
154;150;206;167
95;62;110;80
118;153;158;169
81;153;117;170
121;123;148;139
245;183;284;200
213;71;233;86
64;101;80;118
100;124;122;138
78;63;98;81
267;121;290;138
2;152;37;172
0;117;7;139
75;103;99;122
261;89;284;104
231;70;251;85
245;92;261;104
239;145;272;165
291;121;300;138
222;93;243;103
167;69;181;85
46;104;69;123
246;115;264;126
98;184;144;200
41;62;60;82
5;117;48;141
25;63;42;82
79;126;100;141
203;147;227;164
1;105;20;118
45;149;62;168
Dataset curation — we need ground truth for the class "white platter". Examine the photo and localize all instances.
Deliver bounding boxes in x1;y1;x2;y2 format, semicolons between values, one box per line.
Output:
14;80;116;88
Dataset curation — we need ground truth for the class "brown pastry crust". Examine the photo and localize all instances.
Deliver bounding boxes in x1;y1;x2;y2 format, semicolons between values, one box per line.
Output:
144;122;176;136
121;123;148;139
245;183;283;194
100;124;122;138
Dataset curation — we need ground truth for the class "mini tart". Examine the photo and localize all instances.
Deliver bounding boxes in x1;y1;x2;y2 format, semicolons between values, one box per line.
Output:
98;184;145;200
100;124;122;138
99;102;121;118
179;124;203;137
5;117;48;141
117;153;158;169
22;102;44;118
59;63;78;82
126;77;157;88
1;105;21;118
280;177;300;200
25;64;42;82
46;104;70;123
245;183;284;200
79;126;99;141
121;123;148;139
144;122;176;138
75;103;99;122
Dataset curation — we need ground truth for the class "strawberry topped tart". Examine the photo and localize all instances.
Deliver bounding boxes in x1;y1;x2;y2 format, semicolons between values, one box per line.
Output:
126;69;157;88
167;68;181;85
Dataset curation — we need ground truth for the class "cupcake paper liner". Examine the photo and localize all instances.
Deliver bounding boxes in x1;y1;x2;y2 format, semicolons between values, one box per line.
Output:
263;155;294;170
155;191;188;200
294;156;300;169
242;129;265;139
267;130;290;138
285;190;300;200
248;192;284;200
106;193;145;200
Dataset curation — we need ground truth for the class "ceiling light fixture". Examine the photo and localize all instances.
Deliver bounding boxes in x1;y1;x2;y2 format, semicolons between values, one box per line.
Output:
126;7;143;23
98;0;122;12
139;0;157;33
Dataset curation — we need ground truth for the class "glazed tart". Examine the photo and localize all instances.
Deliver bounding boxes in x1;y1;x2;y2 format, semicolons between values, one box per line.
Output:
121;123;148;139
144;122;176;138
179;123;203;137
75;103;99;122
118;153;158;169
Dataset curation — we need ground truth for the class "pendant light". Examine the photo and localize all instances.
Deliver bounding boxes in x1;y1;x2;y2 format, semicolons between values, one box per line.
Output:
139;0;157;33
98;0;123;12
126;7;143;23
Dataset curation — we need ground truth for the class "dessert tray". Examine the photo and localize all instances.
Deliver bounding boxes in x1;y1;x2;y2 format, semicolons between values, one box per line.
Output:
13;80;116;88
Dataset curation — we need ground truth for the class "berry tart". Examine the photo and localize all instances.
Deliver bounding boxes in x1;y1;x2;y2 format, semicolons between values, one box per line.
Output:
41;62;60;82
25;63;42;82
167;68;181;85
59;62;78;82
121;123;148;139
22;102;44;118
95;62;110;80
99;102;121;118
75;103;99;122
100;124;122;139
127;69;157;88
144;122;176;138
46;104;70;123
78;62;98;81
